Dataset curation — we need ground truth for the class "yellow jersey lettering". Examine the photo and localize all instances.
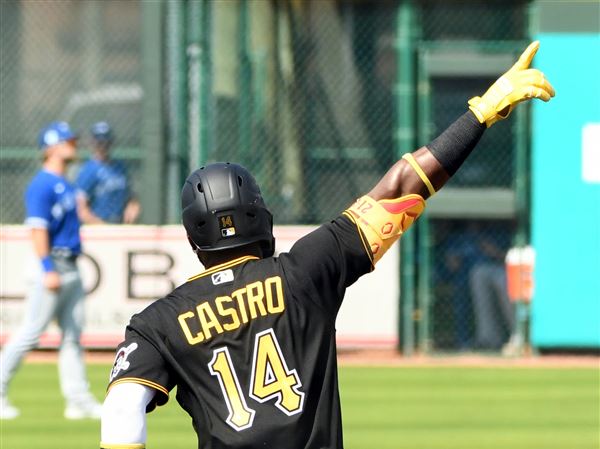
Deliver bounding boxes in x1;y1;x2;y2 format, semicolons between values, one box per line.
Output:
264;276;284;313
178;311;205;344
231;287;249;324
177;278;287;346
216;295;241;331
246;281;267;319
197;302;225;340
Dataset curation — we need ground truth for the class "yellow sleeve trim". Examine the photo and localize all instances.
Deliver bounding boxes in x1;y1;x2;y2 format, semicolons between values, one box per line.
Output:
108;377;169;398
402;153;436;196
346;194;425;265
343;210;374;268
100;444;145;449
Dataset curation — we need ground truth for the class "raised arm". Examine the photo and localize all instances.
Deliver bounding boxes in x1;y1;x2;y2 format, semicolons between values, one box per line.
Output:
347;42;554;266
368;41;555;201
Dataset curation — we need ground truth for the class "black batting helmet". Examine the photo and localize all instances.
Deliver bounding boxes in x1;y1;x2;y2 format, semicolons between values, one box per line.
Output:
181;163;275;257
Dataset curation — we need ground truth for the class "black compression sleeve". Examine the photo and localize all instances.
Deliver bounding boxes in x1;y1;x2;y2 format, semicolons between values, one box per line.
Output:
427;111;486;176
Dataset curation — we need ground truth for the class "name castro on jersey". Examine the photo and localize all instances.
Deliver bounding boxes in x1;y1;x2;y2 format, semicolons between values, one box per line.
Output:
178;275;285;345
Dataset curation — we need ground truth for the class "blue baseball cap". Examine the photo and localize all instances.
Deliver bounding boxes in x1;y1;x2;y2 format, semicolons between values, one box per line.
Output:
38;121;78;150
90;121;114;143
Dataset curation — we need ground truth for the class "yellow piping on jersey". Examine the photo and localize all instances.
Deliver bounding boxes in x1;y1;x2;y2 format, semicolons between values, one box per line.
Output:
108;377;169;398
343;211;374;269
187;255;260;282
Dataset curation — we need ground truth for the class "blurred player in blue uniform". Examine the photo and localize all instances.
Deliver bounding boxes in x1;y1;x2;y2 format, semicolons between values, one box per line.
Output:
76;122;140;224
0;122;102;420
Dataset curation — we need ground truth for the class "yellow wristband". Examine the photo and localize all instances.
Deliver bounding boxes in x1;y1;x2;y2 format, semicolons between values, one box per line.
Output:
402;153;436;196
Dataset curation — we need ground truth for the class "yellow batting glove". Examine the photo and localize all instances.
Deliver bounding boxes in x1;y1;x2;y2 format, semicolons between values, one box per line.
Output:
468;41;556;127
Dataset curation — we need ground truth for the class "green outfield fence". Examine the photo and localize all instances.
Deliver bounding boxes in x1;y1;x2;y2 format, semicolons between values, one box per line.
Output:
0;0;536;354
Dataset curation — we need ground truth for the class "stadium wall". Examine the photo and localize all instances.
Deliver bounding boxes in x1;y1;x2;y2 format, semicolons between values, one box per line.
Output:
0;225;399;349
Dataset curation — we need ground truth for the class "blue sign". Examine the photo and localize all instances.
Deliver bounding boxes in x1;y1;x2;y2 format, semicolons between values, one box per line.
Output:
531;33;600;348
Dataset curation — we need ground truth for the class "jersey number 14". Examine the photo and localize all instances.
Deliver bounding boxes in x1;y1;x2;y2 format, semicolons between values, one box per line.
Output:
208;328;305;431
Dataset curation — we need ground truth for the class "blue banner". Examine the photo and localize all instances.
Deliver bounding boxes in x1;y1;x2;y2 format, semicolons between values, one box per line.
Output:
531;33;600;348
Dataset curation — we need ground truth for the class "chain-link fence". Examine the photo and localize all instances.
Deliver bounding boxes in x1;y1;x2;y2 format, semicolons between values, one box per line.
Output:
1;0;533;353
193;1;399;225
0;0;143;224
431;219;515;351
417;1;530;352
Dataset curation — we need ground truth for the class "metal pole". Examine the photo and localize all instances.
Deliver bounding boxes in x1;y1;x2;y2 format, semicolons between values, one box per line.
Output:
81;1;102;89
396;0;417;356
201;1;213;167
187;0;211;169
166;0;188;223
512;99;530;356
238;0;252;168
416;48;432;353
140;0;165;224
275;0;304;221
187;0;202;170
503;7;538;355
416;214;431;353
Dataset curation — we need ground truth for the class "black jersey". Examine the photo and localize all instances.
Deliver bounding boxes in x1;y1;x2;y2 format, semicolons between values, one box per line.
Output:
107;214;372;449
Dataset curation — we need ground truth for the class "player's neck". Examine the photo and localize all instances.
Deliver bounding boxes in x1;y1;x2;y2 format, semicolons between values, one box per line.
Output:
94;152;109;162
200;244;263;269
43;157;67;176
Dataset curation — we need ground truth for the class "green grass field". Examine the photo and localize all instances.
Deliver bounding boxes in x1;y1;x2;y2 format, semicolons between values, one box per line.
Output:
0;362;598;449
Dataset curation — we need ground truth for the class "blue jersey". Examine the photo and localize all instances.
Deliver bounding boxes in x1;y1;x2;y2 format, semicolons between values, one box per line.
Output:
76;159;130;223
24;170;81;255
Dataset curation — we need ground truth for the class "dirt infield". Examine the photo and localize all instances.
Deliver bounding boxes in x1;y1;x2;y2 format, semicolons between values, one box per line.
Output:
336;348;600;368
24;348;600;368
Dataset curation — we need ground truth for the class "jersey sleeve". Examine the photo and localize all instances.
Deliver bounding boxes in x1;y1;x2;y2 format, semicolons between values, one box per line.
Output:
75;162;96;200
280;214;373;314
24;181;53;228
107;316;176;412
120;161;133;200
345;194;425;265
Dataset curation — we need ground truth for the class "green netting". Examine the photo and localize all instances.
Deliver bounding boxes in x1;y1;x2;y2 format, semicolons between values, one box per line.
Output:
1;0;532;353
0;0;142;224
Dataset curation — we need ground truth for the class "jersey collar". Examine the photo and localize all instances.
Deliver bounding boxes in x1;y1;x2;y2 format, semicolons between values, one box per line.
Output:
187;255;259;282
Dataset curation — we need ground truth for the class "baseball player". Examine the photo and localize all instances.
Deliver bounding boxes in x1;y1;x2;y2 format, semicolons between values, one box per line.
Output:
76;121;141;224
100;42;554;448
0;122;102;420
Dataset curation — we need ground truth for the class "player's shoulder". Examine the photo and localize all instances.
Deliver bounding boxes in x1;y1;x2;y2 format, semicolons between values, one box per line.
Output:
28;169;53;184
80;158;102;172
284;214;358;251
26;171;43;189
129;291;184;328
75;160;97;180
111;159;128;170
233;256;280;281
277;213;368;273
151;275;209;307
26;170;59;194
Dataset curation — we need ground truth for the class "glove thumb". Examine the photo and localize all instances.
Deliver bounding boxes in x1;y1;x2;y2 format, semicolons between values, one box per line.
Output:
511;41;540;71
